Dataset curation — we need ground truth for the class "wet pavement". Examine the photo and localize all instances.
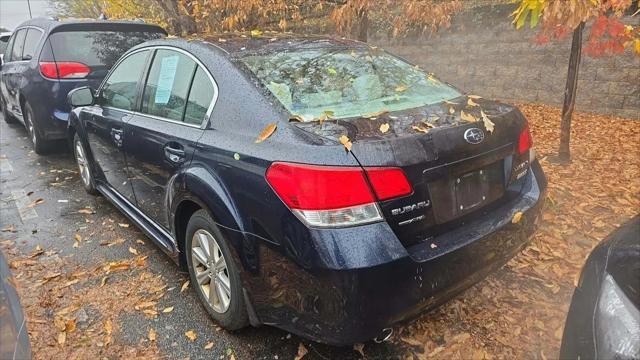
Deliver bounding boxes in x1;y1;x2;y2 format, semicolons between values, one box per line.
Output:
0;115;400;359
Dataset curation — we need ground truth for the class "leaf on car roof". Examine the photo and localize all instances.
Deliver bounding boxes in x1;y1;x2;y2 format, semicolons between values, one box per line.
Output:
255;123;277;143
339;135;353;152
380;123;390;134
481;110;495;133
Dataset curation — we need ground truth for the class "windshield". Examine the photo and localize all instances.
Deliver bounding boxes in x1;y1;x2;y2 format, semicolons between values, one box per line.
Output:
241;47;461;120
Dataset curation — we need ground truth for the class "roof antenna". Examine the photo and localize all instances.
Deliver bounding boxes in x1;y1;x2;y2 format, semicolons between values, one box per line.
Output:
98;13;108;20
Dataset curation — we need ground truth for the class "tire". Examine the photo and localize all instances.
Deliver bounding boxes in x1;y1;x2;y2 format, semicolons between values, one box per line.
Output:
73;133;99;195
1;96;17;124
185;209;249;330
23;102;53;154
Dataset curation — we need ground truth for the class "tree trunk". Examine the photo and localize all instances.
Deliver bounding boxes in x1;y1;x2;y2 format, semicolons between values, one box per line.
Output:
357;8;368;42
558;22;584;163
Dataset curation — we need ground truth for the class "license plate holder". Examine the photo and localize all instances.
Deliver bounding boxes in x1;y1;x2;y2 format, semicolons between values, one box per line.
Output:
455;169;490;215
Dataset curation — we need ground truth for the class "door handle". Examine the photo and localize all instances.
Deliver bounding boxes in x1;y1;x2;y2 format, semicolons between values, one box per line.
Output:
164;144;186;164
110;128;124;147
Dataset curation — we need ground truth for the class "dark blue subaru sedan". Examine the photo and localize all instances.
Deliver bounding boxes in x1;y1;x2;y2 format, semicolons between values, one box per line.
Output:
66;33;547;345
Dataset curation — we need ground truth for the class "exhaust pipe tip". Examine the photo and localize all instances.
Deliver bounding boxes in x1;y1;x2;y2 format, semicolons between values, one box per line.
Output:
374;328;393;343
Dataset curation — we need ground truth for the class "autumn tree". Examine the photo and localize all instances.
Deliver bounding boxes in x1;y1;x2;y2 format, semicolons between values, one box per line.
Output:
512;0;640;163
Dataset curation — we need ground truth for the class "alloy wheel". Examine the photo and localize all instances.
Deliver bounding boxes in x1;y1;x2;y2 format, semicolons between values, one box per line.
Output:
74;140;91;187
191;229;231;313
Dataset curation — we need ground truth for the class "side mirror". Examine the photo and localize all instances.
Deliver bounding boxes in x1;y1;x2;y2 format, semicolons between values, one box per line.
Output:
68;86;95;107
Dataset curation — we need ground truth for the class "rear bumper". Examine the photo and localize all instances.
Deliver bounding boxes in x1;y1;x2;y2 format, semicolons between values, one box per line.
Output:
249;160;547;345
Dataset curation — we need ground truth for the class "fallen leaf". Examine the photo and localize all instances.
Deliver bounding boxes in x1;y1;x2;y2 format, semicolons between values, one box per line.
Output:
30;245;44;258
460;110;478;122
233;153;241;160
136;239;145;245
379;123;390;133
250;29;263;37
294;343;308;360
467;94;482;99
185;330;197;341
481;110;495;133
104;319;113;335
395;84;408;92
1;225;17;233
149;328;157;342
327;67;337;75
162;306;174;313
78;208;94;214
74;234;82;242
180;280;190;293
364;109;389;119
27;198;44;208
255;123;277;143
449;107;455;114
118;223;129;228
412;125;429;134
338;135;353;152
65;319;77;333
128;247;138;255
468;98;479;107
57;332;66;345
205;342;214;350
512;211;523;224
353;343;365;357
101;276;109;287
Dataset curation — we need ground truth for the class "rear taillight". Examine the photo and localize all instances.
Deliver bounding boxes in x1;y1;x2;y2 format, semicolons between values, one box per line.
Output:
265;162;412;227
39;61;90;79
518;123;533;155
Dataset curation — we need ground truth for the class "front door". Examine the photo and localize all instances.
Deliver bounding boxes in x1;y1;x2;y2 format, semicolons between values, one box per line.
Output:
84;49;151;202
124;49;215;229
1;29;26;115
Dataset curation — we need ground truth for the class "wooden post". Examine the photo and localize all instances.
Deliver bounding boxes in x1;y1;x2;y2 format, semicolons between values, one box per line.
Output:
558;22;585;163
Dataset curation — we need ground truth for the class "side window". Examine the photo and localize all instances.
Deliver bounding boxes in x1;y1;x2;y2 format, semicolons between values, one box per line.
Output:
184;66;215;125
10;29;26;62
3;34;15;60
22;29;43;60
101;50;149;111
141;49;196;122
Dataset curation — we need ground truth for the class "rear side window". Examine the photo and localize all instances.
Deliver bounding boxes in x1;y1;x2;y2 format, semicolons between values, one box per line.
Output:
46;30;164;68
184;67;215;125
0;36;10;55
22;29;43;60
10;29;26;62
141;49;197;122
101;50;150;111
2;34;15;60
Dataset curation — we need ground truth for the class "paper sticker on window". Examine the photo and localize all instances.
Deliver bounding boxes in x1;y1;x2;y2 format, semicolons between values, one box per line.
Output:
154;55;179;104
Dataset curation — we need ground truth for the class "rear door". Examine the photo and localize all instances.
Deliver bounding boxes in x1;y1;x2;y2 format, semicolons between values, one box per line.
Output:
83;49;152;202
124;48;214;229
1;28;26;115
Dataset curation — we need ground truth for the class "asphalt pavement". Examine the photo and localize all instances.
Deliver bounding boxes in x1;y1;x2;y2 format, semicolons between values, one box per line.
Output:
0;113;402;359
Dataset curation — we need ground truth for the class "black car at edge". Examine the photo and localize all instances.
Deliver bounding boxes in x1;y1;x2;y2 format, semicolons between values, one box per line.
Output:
66;33;548;345
0;18;166;154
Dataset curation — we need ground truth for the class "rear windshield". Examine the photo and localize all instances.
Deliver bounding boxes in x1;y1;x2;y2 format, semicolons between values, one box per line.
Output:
47;30;164;68
241;48;461;120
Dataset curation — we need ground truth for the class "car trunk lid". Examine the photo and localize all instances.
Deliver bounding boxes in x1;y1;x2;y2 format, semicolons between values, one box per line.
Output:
293;97;533;247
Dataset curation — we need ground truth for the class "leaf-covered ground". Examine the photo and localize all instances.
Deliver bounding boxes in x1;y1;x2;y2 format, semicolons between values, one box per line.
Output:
393;103;640;359
1;103;638;359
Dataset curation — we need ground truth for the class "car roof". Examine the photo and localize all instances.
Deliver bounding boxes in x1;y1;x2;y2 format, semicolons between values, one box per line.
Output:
14;17;166;35
190;32;369;57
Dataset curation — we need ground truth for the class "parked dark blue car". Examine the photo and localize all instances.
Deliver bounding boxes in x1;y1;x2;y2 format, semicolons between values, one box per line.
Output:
66;33;547;345
0;18;165;154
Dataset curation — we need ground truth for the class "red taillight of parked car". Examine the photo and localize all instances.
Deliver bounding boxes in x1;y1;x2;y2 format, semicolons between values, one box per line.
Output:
266;162;412;227
39;61;90;79
518;123;533;155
